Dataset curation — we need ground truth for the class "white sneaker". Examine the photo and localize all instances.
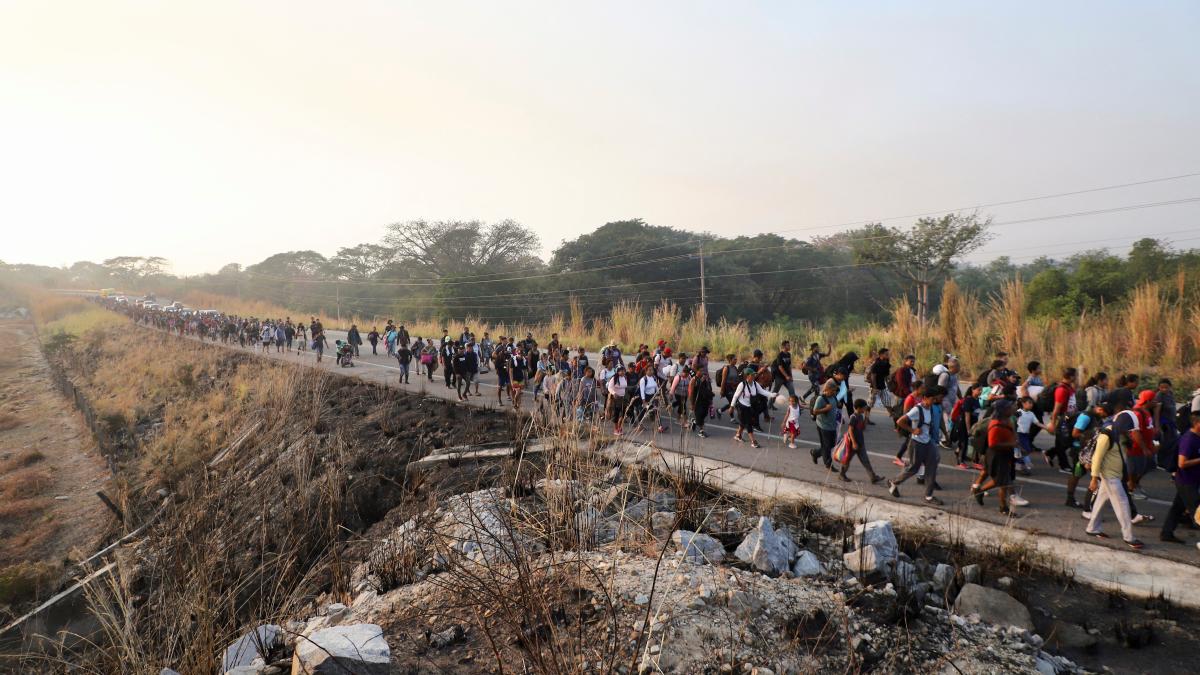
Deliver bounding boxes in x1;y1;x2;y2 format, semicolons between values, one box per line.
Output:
1010;495;1030;507
787;442;796;449
1132;489;1148;501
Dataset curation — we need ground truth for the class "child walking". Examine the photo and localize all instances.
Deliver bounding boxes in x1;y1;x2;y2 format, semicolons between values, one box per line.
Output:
840;399;884;483
1016;396;1047;475
782;395;803;448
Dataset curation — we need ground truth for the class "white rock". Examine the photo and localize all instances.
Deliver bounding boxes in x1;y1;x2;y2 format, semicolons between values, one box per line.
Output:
293;624;390;675
892;560;917;588
733;517;797;577
953;584;1034;631
853;521;898;562
221;624;280;672
931;563;955;591
962;563;981;584
672;530;726;565
634;593;650;605
791;550;823;577
843;545;887;575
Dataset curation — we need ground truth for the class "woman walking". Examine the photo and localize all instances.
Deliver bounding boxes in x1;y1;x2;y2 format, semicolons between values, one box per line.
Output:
731;369;770;448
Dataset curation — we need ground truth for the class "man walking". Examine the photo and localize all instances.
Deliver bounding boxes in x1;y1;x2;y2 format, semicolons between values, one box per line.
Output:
888;386;944;506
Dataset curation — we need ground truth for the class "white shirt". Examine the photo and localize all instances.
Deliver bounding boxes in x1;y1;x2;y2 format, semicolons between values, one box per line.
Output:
785;404;802;426
1016;409;1039;434
905;404;932;444
639;377;658;399
732;381;768;408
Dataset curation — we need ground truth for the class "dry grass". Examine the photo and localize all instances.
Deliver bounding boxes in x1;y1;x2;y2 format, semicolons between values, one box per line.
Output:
0;467;54;500
0;410;21;431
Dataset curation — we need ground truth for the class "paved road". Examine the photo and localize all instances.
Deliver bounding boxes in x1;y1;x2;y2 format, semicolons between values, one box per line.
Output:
173;325;1199;566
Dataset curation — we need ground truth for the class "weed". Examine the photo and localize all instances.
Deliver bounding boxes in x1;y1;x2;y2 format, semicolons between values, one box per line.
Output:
0;561;59;605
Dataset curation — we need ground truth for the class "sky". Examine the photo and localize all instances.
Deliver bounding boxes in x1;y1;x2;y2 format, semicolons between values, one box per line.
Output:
2;1;1199;275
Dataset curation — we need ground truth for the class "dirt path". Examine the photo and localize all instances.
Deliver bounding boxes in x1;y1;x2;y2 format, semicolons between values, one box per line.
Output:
0;319;111;578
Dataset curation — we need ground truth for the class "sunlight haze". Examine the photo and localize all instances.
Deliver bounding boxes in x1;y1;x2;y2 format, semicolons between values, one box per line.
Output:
2;1;1198;273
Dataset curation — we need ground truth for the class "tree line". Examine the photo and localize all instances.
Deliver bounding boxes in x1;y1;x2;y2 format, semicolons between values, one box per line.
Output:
3;216;1198;328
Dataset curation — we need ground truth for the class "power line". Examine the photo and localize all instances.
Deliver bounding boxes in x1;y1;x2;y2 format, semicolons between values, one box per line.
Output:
237;194;1200;288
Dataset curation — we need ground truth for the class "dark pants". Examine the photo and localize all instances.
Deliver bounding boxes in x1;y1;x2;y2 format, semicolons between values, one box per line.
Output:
370;340;378;354
1162;483;1199;537
814;427;837;467
772;376;796;399
893;441;938;498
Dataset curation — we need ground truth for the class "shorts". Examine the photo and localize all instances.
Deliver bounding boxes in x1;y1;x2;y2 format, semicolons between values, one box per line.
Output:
984;448;1013;487
786;421;798;435
498;372;511;386
737;404;756;430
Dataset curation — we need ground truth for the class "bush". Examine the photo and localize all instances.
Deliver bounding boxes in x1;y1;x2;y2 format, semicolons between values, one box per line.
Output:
0;561;59;604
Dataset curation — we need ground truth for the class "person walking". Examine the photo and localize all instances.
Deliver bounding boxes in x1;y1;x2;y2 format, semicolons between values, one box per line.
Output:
1160;411;1200;545
865;348;891;426
810;380;839;467
347;324;362;357
888;386;944;506
395;338;412;384
840;399;883;484
606;365;629;435
689;368;714;438
1086;404;1144;549
770;340;796;399
367;327;380;355
731;369;770;448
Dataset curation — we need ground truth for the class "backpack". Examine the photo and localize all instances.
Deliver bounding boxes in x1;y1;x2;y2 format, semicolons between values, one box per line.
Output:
1078;425;1113;469
1176;401;1193;434
896;405;928;438
1036;383;1058;411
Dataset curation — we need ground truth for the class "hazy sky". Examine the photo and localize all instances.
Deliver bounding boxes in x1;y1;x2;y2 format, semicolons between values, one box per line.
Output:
3;1;1199;275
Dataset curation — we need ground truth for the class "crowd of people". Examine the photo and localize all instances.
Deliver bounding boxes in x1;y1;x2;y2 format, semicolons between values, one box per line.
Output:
105;297;1200;553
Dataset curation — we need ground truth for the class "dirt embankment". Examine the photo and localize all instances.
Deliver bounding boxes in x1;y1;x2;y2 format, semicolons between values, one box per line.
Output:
10;323;517;672
0;319;110;616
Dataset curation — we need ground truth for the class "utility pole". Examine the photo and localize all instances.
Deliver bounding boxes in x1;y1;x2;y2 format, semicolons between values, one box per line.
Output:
698;242;707;322
336;282;341;326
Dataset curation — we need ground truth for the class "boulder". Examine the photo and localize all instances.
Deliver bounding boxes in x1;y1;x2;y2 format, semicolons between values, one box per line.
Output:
222;624;281;672
892;560;917;589
791;550;823;577
734;517;797;576
293;624;390;675
1049;621;1099;651
651;511;676;539
672;530;726;564
226;666;263;675
853;521;898;562
843;545;887;576
962;564;981;585
953;583;1034;631
931;563;955;592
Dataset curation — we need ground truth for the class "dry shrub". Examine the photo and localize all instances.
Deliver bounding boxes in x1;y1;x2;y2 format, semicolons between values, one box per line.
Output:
0;496;51;521
1125;283;1164;365
989;277;1026;360
0;410;21;431
0;448;45;472
938;279;977;357
0;560;59;605
889;296;920;358
0;467;53;500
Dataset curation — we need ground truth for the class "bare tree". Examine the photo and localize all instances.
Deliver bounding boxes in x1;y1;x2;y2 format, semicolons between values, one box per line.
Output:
850;213;993;324
382;219;541;279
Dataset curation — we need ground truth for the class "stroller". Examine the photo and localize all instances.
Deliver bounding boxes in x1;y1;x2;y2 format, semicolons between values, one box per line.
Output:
335;340;355;367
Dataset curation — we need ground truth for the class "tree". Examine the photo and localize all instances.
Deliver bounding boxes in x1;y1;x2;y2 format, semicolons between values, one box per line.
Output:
326;243;399;279
245;251;329;278
218;263;243;276
849;214;993;323
100;256;171;283
383;219;541;280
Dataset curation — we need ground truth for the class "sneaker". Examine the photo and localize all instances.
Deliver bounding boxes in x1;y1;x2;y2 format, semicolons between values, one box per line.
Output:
972;463;985;471
892;458;905;467
1065;498;1083;509
1009;494;1030;507
1132;514;1154;525
1160;533;1185;544
734;436;745;444
1058;467;1072;475
839;474;852;483
1132;489;1149;501
973;490;984;506
1000;508;1021;518
925;496;944;505
956;463;970;470
787;442;796;449
870;475;884;484
1126;539;1145;550
888;481;900;498
697;430;708;438
916;477;925;485
867;420;876;426
750;441;761;449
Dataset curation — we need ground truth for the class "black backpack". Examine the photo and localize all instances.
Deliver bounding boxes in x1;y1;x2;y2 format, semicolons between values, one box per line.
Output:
1036;383;1058;411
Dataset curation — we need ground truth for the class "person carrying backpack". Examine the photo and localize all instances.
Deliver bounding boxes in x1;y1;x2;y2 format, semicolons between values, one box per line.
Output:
1160;411;1200;545
887;386;945;506
1086;406;1144;550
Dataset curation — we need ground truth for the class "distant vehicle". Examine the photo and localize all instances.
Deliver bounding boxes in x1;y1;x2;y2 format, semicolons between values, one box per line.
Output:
145;303;160;310
99;288;116;298
170;301;184;310
180;309;194;318
198;309;220;318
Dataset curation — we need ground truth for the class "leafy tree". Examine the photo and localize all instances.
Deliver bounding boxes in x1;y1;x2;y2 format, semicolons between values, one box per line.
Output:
383;219;541;279
849;214;993;323
245;251;329;278
1026;268;1081;317
326;244;399;279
